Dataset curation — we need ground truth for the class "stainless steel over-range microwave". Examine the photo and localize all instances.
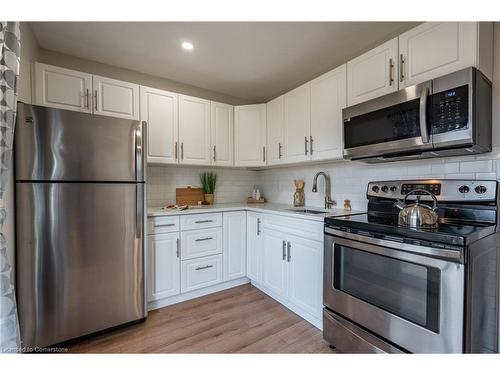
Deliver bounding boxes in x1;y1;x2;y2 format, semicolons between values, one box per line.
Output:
342;67;492;163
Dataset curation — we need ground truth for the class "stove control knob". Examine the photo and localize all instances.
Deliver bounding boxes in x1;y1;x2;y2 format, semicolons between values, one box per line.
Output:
390;186;397;192
371;185;379;193
381;185;389;193
475;185;487;194
458;185;470;194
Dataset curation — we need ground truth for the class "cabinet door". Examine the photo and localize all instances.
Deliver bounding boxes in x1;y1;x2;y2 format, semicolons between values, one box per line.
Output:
310;64;346;161
141;86;179;164
246;212;263;283
347;38;398;106
147;232;180;302
34;62;92;113
287;234;322;318
262;228;288;299
223;211;247;281
266;95;285;165
178;95;211;165
92;75;140;120
399;22;477;88
211;101;234;166
284;83;311;163
234;104;267;167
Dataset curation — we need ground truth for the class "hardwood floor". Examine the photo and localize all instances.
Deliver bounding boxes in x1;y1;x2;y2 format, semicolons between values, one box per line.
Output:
67;284;334;353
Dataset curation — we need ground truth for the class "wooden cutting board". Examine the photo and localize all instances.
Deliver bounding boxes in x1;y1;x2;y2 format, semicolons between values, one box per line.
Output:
176;187;205;205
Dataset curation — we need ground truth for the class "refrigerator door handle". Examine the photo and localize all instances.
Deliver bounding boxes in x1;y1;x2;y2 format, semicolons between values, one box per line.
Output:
136;122;145;182
136;183;143;239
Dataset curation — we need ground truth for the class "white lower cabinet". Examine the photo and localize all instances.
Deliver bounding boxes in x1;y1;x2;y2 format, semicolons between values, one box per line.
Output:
286;233;323;318
223;211;247;281
259;214;324;327
147;232;180;302
246;212;263;283
262;228;288;299
181;254;223;293
147;211;323;329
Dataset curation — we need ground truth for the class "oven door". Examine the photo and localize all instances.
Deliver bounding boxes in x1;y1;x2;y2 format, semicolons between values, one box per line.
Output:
324;231;464;353
343;81;432;160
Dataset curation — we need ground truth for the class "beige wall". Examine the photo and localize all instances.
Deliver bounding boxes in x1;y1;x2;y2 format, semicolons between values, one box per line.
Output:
37;49;251;106
18;22;41;104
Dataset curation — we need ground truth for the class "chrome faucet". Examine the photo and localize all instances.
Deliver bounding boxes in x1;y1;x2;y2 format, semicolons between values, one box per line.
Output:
312;171;336;209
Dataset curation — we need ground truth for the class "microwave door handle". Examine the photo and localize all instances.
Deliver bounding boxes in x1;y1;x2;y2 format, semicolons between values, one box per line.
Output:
419;87;430;144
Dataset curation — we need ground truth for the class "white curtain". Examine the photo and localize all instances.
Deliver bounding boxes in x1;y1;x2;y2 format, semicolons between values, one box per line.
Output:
0;21;21;354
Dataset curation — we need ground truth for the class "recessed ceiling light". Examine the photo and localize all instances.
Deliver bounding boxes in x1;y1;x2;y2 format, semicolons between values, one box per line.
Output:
182;42;194;50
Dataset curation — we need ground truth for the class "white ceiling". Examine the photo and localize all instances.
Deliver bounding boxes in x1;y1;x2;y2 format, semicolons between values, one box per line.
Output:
30;22;419;102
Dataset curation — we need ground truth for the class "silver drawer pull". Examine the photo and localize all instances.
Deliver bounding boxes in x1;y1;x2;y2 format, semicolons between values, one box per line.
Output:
195;237;213;242
154;223;175;227
195;219;213;224
195;265;214;271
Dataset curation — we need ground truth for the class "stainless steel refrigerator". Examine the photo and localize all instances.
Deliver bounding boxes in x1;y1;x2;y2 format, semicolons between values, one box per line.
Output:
15;103;147;348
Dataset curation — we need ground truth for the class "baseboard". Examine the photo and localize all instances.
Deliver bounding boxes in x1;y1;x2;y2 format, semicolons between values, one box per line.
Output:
148;277;250;311
251;281;323;330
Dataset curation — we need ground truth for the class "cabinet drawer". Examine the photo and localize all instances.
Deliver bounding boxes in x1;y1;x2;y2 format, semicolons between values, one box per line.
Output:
181;227;222;260
180;213;222;230
147;216;180;235
181;254;223;293
263;214;323;242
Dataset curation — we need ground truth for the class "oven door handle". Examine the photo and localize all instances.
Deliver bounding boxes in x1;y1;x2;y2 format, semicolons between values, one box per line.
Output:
419;87;430;144
325;227;463;264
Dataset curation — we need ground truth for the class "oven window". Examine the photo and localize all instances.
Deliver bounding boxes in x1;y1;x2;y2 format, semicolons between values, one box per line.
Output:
334;245;440;332
344;98;420;149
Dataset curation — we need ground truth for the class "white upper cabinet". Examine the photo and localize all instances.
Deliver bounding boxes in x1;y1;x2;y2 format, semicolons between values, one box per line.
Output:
223;211;247;281
34;62;92;113
92;75;140;120
398;22;493;88
284;83;311;163
310;64;346;161
347;38;398;106
141;86;179;165
266;95;285;166
234;104;267;167
210;101;234;167
178;95;211;165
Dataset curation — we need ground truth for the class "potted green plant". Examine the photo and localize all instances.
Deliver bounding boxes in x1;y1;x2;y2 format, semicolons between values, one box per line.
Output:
200;172;217;205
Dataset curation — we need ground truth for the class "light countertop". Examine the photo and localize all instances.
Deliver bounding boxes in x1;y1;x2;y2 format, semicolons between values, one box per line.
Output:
147;202;363;222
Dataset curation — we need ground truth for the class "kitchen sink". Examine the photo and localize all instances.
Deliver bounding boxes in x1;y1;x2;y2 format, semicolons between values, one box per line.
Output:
287;208;327;215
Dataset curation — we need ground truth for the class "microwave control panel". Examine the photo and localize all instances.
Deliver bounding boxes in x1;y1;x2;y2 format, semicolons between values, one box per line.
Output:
431;84;469;134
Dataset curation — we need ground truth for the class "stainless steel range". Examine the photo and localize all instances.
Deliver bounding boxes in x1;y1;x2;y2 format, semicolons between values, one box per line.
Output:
323;179;500;353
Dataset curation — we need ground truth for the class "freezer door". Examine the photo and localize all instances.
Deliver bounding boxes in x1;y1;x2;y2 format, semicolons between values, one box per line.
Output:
15;103;144;182
16;182;146;348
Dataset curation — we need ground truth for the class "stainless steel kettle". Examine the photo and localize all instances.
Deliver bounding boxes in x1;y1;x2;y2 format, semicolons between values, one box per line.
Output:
394;189;439;228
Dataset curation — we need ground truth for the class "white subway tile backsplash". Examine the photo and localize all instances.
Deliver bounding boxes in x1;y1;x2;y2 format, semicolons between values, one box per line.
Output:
259;154;500;210
147;152;500;211
460;160;493;173
147;165;258;207
475;172;497;180
431;162;460;175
